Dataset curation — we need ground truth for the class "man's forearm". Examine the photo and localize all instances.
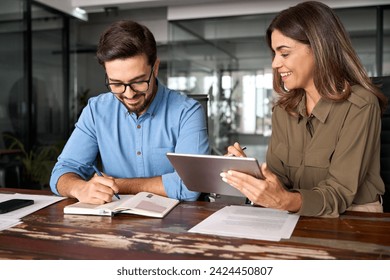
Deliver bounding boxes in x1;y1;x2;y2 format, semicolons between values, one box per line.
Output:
56;173;87;198
115;176;167;197
58;173;167;199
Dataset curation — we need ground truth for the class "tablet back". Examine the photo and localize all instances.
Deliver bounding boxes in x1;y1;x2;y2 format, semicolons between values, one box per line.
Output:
166;153;263;197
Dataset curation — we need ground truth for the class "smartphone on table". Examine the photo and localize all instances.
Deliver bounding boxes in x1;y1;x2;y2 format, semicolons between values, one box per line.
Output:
0;199;34;214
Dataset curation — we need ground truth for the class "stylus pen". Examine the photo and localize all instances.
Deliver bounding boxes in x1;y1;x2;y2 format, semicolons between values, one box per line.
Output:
228;146;247;157
91;165;120;200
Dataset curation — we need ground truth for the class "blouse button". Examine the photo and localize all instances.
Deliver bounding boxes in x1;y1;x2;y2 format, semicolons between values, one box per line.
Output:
137;151;141;156
137;125;141;129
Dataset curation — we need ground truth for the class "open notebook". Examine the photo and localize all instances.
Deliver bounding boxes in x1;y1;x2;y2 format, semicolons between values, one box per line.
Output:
63;192;179;218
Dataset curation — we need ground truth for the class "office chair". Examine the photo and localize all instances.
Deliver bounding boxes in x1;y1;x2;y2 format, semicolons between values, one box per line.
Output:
372;76;390;212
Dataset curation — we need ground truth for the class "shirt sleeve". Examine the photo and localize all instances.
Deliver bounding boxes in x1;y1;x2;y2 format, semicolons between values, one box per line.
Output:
49;102;99;195
162;99;210;201
266;107;293;188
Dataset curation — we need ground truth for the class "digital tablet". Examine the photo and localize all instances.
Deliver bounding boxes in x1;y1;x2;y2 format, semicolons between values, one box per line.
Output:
166;153;264;197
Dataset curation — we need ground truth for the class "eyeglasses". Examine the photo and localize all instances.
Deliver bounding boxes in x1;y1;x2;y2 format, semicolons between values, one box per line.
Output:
105;66;154;94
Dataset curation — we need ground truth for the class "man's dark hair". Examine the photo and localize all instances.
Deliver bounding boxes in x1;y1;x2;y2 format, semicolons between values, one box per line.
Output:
96;20;157;66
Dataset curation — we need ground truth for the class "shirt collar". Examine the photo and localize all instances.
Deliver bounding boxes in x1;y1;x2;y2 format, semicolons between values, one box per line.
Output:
297;94;332;124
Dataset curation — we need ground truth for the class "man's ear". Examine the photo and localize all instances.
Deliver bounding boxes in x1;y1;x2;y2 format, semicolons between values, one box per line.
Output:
153;58;161;77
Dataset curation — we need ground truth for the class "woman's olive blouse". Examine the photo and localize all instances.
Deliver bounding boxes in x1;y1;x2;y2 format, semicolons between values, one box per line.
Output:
267;85;385;217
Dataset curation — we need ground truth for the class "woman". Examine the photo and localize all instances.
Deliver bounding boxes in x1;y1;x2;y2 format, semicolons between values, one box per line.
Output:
220;1;387;217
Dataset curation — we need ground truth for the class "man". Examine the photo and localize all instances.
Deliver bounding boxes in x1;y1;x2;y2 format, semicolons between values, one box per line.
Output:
50;20;209;204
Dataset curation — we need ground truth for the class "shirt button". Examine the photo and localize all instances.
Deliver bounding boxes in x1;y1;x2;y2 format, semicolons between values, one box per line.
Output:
137;151;141;156
137;125;141;129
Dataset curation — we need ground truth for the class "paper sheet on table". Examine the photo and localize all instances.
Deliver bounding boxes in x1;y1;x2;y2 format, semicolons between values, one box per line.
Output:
0;193;66;220
188;205;299;241
0;218;22;231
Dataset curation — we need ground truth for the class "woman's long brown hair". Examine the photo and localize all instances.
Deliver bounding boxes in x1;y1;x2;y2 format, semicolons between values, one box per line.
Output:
266;1;387;116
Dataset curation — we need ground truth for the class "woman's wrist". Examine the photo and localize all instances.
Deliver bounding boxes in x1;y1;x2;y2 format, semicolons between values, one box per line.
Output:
285;191;302;213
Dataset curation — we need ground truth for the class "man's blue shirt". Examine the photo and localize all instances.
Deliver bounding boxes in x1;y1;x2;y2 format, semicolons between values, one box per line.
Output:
50;80;209;201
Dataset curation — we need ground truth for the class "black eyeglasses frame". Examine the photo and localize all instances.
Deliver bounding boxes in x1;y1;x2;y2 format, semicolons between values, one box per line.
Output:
105;66;154;94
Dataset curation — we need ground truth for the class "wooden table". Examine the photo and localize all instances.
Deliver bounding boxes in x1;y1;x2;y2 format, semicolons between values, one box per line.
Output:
0;188;389;260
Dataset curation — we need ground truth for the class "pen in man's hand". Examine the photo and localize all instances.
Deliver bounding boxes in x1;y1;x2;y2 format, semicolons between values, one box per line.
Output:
228;146;247;157
91;165;120;200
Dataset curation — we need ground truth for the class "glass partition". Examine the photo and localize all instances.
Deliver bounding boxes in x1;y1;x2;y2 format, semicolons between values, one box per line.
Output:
31;4;65;145
0;0;70;188
0;0;26;149
0;1;69;149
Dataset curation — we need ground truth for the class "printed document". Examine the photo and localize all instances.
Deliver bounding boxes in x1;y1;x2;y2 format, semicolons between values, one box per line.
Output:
188;205;300;241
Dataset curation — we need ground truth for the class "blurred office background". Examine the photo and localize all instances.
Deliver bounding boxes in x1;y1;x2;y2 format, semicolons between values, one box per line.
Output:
0;0;389;188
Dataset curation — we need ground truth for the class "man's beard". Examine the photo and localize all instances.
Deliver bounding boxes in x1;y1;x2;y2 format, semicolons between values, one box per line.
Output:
119;90;156;116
